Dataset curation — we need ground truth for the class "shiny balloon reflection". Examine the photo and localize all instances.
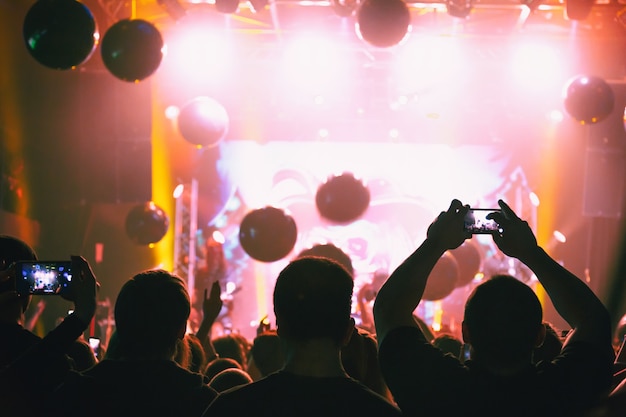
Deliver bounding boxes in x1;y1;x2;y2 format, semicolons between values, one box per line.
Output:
125;202;169;245
101;19;164;82
316;173;370;224
23;0;98;70
239;207;297;262
178;97;230;148
563;75;614;125
356;0;411;48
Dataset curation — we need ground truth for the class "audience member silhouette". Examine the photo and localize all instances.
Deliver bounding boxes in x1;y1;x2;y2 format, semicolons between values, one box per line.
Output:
205;357;243;381
208;368;253;393
51;269;218;417
66;336;98;371
296;243;392;400
203;257;401;417
212;333;249;370
432;333;463;359
187;333;208;374
0;253;97;417
247;330;285;380
374;199;614;417
532;321;564;365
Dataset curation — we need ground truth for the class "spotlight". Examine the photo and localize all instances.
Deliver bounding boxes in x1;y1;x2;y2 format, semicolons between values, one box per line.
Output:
446;0;473;18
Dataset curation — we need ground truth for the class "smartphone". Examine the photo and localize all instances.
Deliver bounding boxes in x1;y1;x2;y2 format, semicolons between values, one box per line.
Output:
15;261;73;296
89;337;101;359
464;208;502;234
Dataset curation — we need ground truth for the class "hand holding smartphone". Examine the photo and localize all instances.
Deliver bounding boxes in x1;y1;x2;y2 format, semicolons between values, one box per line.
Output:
14;261;73;296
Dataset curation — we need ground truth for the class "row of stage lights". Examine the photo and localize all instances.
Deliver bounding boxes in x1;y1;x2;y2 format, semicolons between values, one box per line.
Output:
23;1;620;254
23;0;414;79
23;0;611;81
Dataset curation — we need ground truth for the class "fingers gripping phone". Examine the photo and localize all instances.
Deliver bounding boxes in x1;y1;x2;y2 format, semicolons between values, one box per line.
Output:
464;208;502;234
14;261;73;296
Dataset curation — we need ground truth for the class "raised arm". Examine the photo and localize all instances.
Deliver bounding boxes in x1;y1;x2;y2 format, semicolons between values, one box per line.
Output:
374;199;470;344
489;200;612;352
196;281;223;362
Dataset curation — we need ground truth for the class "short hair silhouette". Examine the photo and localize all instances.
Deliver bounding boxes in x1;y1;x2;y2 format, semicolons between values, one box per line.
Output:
297;244;354;277
205;357;242;381
208;368;253;393
464;274;542;364
249;331;285;377
114;269;190;359
273;256;353;344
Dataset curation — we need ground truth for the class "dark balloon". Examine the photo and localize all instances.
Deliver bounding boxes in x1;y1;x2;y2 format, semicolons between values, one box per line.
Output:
563;75;614;125
125;202;169;245
178;97;229;148
316;173;370;224
23;0;98;70
101;19;164;82
423;252;459;301
449;241;481;287
356;0;411;48
239;207;297;262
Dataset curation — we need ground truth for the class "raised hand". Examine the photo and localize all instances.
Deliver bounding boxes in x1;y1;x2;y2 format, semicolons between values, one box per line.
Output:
67;255;98;325
488;200;539;262
202;281;223;325
426;199;471;251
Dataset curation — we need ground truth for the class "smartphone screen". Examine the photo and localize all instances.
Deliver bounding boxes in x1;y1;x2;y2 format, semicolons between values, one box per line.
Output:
464;208;502;234
15;261;73;296
89;337;101;359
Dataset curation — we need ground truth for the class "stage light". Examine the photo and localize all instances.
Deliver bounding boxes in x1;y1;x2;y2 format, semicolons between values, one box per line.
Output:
173;184;185;199
529;192;540;207
553;230;567;243
446;0;473;19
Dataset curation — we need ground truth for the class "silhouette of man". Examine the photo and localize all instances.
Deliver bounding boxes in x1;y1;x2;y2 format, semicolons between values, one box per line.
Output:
374;199;614;417
203;256;401;417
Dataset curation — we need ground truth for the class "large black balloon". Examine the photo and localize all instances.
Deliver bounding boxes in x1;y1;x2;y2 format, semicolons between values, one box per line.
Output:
178;97;229;148
125;202;169;245
316;173;370;223
356;0;411;48
239;207;297;262
101;19;164;82
23;0;98;70
563;75;614;125
423;252;459;301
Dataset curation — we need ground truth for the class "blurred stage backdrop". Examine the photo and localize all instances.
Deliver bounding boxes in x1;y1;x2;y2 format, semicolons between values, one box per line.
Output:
1;0;625;341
